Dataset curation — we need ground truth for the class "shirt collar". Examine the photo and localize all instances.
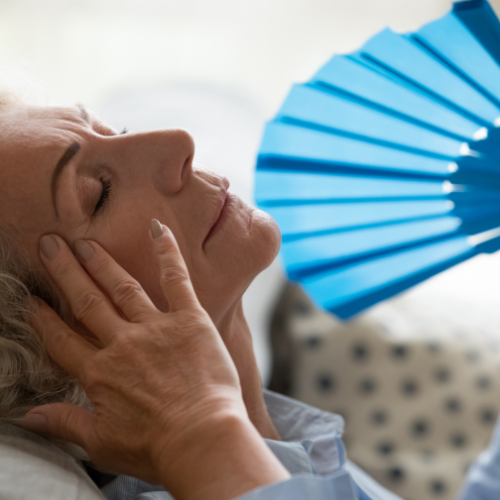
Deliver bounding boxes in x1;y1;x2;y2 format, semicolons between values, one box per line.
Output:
263;389;346;475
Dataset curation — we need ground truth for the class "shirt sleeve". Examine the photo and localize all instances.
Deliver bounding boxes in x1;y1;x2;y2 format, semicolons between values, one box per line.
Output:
125;390;405;500
233;470;359;500
458;412;500;500
134;472;359;500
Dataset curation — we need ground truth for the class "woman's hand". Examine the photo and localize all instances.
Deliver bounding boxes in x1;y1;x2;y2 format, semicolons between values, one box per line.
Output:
21;220;289;500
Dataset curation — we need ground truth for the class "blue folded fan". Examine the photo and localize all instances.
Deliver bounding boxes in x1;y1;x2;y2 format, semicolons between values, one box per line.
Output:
255;0;500;319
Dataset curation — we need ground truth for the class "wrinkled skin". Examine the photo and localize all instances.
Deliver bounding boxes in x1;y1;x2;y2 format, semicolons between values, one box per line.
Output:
23;228;289;500
0;104;282;438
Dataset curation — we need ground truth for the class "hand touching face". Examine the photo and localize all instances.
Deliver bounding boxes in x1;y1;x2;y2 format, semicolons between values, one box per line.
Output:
22;221;289;499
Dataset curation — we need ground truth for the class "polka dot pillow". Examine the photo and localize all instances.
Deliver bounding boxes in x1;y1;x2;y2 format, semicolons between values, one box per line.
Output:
269;284;500;500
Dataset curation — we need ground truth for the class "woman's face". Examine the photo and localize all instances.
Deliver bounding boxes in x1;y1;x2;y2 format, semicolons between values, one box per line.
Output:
0;105;281;323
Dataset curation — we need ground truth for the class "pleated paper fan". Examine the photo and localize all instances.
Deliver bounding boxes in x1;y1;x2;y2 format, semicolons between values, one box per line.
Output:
255;0;500;320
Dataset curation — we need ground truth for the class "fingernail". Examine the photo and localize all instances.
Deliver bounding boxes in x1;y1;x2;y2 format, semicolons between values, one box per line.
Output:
40;235;59;260
75;240;95;262
151;219;164;240
20;414;48;435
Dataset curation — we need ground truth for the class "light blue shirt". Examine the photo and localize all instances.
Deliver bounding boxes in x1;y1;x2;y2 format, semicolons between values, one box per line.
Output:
100;390;500;500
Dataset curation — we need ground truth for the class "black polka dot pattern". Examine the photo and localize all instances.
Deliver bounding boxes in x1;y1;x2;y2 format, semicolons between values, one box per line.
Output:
371;410;388;426
388;466;405;483
377;441;395;456
392;345;409;360
480;408;497;425
305;336;322;349
429;479;447;496
412;418;431;438
402;379;419;397
359;378;377;395
450;433;467;449
316;373;334;393
434;367;451;383
445;397;462;414
278;284;500;500
476;375;491;390
352;343;370;362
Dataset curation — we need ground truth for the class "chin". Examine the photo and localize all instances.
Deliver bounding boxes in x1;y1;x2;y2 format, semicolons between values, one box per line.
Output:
197;207;281;321
250;208;281;270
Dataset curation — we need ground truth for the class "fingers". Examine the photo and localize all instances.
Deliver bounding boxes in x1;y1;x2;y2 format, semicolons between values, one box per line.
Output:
32;299;97;380
39;234;124;343
73;240;157;323
20;403;95;452
151;220;200;312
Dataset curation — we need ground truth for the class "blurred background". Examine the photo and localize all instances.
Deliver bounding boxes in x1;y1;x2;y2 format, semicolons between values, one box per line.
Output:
2;0;500;384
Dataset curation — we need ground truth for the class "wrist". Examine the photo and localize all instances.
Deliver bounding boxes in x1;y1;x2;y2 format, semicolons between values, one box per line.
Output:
155;409;290;500
246;403;281;441
218;309;280;440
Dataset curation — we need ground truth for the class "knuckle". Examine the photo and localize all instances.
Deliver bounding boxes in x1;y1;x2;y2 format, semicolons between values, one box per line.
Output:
160;267;188;289
80;361;101;392
57;409;77;442
73;290;105;323
179;309;204;326
111;279;143;307
156;239;176;256
158;243;185;266
112;332;137;352
92;256;111;277
50;258;74;280
167;311;204;341
108;334;146;365
44;326;70;358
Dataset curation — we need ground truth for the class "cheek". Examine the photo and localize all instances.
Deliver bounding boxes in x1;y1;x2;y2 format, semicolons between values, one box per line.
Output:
96;218;167;308
117;240;170;312
94;203;281;318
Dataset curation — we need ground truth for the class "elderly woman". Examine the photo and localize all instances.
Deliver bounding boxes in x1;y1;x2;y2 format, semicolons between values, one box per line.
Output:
1;91;500;500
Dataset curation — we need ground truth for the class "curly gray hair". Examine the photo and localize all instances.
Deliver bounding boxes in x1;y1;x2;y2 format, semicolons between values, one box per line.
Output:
0;94;91;458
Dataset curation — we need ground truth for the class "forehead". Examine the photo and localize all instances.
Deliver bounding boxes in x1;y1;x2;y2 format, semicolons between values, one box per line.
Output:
0;105;87;233
0;105;86;149
0;105;87;179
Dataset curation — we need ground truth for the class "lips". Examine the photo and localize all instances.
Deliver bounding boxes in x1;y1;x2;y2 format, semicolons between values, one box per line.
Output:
203;182;230;246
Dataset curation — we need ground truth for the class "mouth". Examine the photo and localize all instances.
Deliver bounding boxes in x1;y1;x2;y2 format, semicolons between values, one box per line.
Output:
203;183;237;247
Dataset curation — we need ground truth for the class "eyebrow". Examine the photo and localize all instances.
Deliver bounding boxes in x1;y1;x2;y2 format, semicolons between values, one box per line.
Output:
51;142;81;217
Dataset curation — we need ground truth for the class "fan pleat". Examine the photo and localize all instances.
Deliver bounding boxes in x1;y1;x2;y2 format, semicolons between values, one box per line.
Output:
360;30;500;124
313;57;480;139
260;123;452;176
280;85;464;156
255;0;500;318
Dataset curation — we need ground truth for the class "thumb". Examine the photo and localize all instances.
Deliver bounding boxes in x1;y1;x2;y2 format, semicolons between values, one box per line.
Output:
20;403;95;450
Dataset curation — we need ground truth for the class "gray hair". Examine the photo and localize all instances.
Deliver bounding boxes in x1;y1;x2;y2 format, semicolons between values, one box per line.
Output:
0;92;91;459
0;227;91;420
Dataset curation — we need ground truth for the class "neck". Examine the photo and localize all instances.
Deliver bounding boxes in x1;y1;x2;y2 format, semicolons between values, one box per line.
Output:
214;300;280;441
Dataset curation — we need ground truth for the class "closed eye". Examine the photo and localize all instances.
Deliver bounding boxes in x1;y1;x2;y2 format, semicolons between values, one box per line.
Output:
93;177;112;216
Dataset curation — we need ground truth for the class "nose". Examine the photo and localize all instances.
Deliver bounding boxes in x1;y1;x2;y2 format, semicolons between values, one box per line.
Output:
120;128;195;196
